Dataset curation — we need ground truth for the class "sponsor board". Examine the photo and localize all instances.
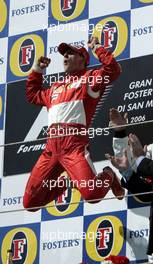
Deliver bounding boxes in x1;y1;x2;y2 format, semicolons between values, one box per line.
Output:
9;0;49;36
83;211;126;263
0;175;25;212
89;11;130;65
0;0;9;37
89;0;131;19
40;217;83;263
7;30;46;82
131;5;153;58
46;19;88;75
0;38;8;84
126;207;150;262
4;80;48;176
89;55;153;162
41;174;83;220
0;209;41;228
0;174;41;226
0;3;153;264
0;131;4;180
0;223;40;264
49;0;88;26
128;190;152;209
0;85;5;130
132;0;153;9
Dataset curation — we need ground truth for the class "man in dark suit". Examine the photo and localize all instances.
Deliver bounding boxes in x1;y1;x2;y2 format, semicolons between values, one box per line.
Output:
106;108;153;260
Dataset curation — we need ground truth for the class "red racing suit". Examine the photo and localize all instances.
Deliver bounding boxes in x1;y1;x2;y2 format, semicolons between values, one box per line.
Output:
23;46;121;211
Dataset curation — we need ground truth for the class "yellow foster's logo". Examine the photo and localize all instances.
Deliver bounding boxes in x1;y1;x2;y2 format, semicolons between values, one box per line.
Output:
92;16;128;59
51;0;87;21
9;34;45;77
1;227;38;263
0;1;7;33
85;216;124;261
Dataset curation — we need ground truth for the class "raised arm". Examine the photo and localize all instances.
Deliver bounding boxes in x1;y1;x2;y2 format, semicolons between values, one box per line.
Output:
26;56;51;107
87;37;121;92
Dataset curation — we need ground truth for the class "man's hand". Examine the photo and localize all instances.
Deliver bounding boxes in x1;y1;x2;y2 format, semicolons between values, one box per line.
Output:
128;133;145;158
87;36;100;49
109;108;128;131
37;56;51;69
105;150;129;171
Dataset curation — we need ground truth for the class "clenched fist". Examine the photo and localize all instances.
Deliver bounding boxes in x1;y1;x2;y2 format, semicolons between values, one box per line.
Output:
87;36;100;49
37;56;51;69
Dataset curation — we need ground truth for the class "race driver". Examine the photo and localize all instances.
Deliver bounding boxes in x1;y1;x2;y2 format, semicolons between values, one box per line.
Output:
23;37;124;211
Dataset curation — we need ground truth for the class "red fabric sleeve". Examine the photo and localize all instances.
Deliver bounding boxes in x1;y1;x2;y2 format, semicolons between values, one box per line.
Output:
87;46;121;92
26;71;51;107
